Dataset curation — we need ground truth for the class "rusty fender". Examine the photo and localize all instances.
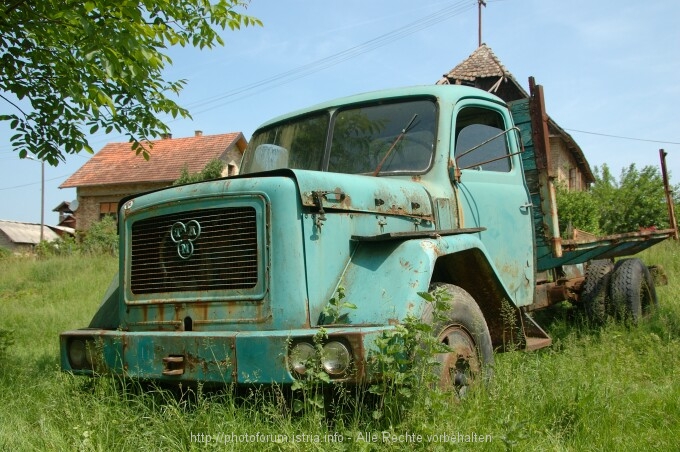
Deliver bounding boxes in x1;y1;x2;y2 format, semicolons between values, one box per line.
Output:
337;232;515;324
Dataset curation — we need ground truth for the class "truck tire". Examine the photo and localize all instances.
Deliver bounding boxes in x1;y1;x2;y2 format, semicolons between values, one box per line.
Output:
609;258;658;323
423;283;494;396
581;259;614;324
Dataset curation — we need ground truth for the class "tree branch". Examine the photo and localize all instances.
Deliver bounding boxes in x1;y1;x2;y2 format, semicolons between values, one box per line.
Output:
4;0;28;16
0;93;28;118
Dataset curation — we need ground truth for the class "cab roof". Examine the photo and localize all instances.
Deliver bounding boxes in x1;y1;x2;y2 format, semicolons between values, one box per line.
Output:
255;84;506;131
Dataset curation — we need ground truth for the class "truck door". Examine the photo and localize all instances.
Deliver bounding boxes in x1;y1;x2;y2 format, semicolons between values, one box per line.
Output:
451;101;535;307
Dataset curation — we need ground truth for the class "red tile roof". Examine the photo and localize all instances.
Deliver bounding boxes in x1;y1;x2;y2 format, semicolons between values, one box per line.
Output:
60;132;246;188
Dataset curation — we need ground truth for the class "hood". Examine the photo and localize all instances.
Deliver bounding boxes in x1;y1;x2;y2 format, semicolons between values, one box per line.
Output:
289;169;433;220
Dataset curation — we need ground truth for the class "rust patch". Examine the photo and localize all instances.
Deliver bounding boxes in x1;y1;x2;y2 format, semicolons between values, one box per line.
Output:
386;204;405;215
157;303;165;323
342;333;366;380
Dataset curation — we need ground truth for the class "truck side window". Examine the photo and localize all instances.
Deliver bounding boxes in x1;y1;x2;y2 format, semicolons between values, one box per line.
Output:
455;107;511;172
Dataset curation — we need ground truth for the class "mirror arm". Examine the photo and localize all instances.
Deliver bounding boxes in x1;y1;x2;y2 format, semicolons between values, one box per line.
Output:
454;126;523;174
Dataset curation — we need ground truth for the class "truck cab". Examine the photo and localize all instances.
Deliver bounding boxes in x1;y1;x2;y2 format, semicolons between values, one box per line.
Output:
60;83;672;391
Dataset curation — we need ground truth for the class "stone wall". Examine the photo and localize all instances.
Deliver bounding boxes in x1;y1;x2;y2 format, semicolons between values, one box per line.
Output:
549;137;584;191
75;183;162;232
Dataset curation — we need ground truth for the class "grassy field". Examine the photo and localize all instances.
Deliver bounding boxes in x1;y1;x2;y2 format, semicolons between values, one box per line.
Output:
1;243;679;451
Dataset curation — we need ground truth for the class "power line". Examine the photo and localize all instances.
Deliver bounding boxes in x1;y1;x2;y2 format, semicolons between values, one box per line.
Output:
185;1;476;114
0;174;70;191
0;1;477;152
565;129;680;146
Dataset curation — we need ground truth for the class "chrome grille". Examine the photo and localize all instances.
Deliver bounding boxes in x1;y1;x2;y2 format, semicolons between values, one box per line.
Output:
130;207;258;294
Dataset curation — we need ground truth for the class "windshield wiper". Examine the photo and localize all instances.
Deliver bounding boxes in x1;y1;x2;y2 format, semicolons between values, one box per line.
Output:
372;114;418;176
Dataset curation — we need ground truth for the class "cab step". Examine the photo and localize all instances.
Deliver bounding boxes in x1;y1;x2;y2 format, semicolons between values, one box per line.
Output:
522;312;552;351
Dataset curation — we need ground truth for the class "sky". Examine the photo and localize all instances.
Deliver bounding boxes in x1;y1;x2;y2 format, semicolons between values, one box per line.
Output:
1;0;679;225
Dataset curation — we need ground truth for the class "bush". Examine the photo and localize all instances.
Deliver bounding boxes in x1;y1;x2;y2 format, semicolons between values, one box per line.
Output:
173;158;225;185
80;216;118;256
557;163;677;236
555;183;601;237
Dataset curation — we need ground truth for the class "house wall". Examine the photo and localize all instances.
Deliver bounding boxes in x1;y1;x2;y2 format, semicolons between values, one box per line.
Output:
0;231;32;254
0;230;15;251
73;147;245;232
221;147;244;176
549;137;585;191
75;183;165;232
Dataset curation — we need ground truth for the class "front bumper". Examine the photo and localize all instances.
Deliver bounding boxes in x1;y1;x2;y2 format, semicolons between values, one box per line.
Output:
59;327;393;385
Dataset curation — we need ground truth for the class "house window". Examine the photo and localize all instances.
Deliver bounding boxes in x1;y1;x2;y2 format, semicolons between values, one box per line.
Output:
569;168;581;191
100;202;118;220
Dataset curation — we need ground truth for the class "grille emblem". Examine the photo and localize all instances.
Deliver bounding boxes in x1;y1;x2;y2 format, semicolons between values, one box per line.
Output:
170;220;201;259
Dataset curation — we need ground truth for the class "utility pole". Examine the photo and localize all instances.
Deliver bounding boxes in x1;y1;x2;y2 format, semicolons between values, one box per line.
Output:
478;0;487;47
40;158;44;242
26;156;45;242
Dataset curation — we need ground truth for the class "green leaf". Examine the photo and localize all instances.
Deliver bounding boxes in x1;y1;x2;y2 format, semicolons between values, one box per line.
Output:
311;395;324;409
0;0;261;164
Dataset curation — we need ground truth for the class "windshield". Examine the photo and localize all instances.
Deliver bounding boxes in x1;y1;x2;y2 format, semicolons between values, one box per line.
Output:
240;98;437;175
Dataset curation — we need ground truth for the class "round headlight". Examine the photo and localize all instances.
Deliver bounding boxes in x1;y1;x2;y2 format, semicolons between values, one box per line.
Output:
68;339;88;369
289;342;316;376
321;341;351;376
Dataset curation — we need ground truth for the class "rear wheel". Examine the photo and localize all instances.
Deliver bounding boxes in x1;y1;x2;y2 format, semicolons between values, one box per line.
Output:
609;258;658;323
581;259;614;324
423;284;494;396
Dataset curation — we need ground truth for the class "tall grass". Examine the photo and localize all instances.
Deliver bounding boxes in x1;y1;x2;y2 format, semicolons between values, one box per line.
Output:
1;243;679;451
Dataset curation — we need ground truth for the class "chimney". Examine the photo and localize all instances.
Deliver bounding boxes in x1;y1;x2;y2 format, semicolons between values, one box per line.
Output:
160;133;172;140
195;130;203;137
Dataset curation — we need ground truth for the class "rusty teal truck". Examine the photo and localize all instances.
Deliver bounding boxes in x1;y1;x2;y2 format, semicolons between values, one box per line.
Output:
60;80;675;392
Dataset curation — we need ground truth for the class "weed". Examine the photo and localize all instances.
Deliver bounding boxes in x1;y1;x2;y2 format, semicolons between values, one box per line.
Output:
0;329;14;360
1;244;679;450
367;287;451;423
319;286;356;325
289;327;333;417
500;298;520;351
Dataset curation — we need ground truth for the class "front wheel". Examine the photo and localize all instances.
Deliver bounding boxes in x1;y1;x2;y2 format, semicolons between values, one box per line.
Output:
423;284;494;396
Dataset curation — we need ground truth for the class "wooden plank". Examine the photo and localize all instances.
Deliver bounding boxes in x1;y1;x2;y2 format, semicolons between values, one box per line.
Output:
528;77;552;172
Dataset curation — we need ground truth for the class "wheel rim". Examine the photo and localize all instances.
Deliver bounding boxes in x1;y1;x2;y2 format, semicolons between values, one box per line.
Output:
437;324;481;396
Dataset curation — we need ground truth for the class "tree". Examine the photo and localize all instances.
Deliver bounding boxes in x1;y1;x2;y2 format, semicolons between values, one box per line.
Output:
173;158;225;185
593;163;671;234
557;163;675;236
555;183;601;237
0;0;260;165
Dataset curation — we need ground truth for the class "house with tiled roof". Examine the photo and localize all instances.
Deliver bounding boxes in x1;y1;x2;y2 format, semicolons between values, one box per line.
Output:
437;44;594;191
60;131;247;231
